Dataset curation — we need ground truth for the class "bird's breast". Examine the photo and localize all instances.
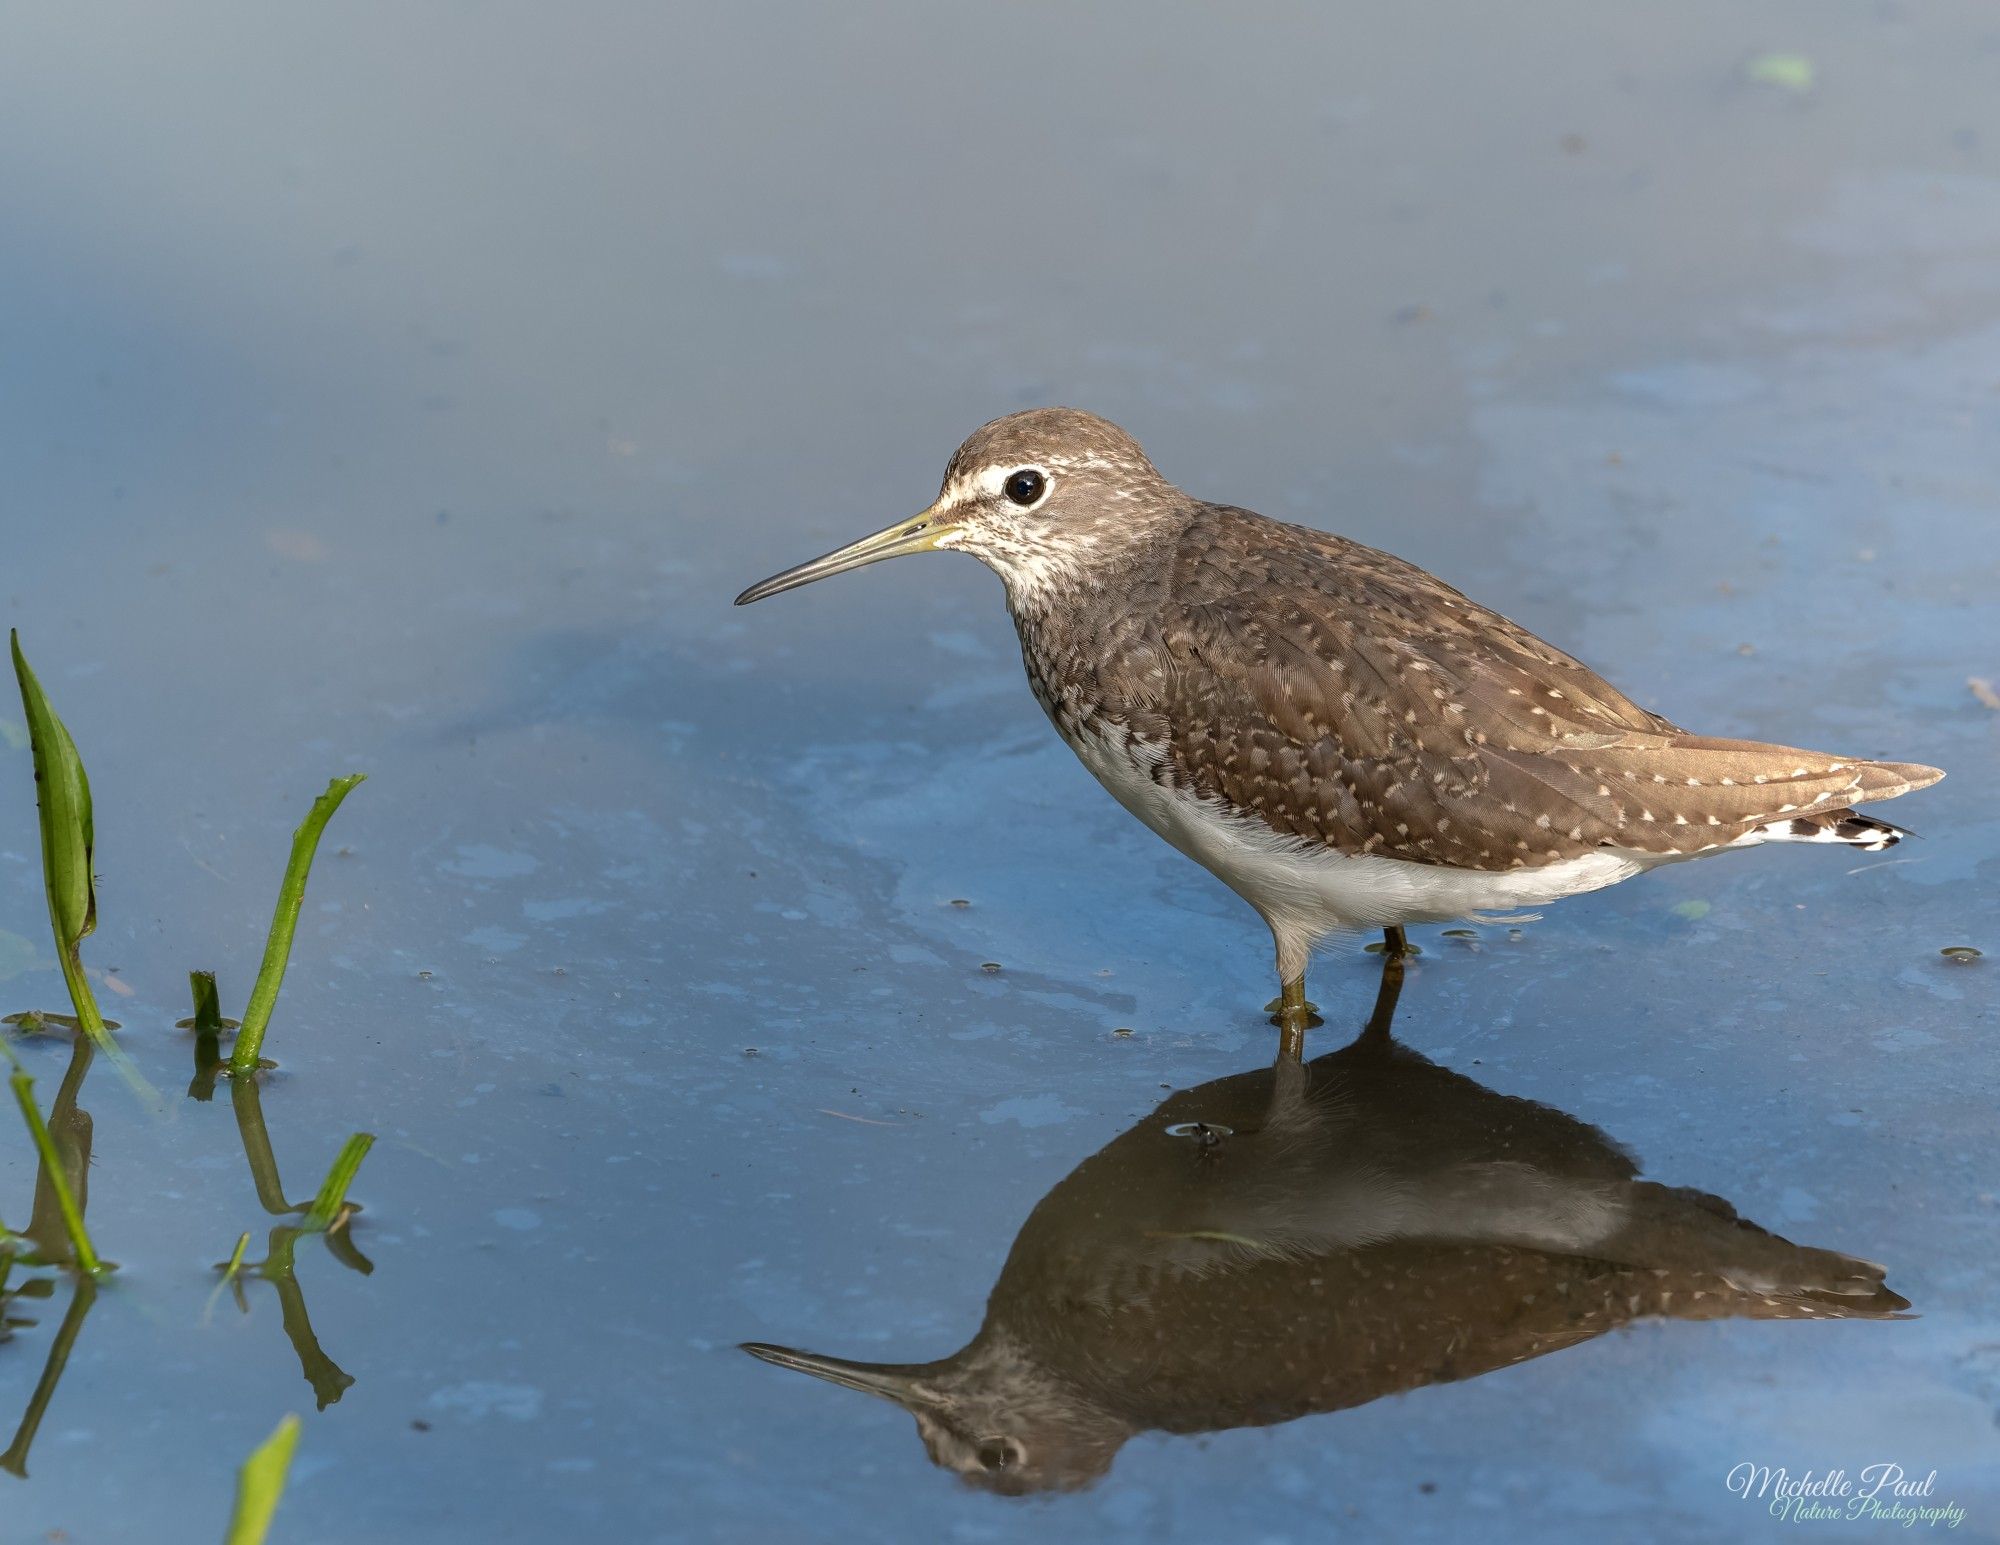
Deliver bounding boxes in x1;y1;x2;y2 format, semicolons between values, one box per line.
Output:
1011;595;1171;746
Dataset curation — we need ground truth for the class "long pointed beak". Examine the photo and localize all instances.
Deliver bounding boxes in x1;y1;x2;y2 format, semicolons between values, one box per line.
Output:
734;505;955;606
740;1342;933;1405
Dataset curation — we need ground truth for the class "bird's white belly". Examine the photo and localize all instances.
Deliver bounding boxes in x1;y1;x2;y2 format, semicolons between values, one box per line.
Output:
1065;723;1661;959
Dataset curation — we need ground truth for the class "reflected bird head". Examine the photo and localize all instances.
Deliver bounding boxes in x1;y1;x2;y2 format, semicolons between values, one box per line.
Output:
734;408;1178;608
739;1336;1125;1495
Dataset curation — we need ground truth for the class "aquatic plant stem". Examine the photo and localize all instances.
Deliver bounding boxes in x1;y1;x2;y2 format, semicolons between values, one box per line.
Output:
189;969;224;1033
0;1275;97;1478
228;774;366;1076
2;1048;101;1276
51;949;109;1052
229;1074;295;1214
303;1133;374;1230
188;969;227;1101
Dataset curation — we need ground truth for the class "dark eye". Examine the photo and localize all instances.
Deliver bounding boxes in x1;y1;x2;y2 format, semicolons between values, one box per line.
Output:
1003;469;1045;506
976;1437;1021;1471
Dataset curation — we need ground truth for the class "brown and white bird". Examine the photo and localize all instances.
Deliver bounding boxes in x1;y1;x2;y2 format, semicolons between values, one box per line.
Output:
736;408;1943;1048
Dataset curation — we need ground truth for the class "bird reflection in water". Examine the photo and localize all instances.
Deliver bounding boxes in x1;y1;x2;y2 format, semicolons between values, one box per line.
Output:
744;955;1906;1495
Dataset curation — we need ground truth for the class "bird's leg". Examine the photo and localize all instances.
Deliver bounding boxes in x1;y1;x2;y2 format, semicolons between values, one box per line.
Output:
1275;973;1316;1063
1266;928;1321;1057
1358;946;1407;1045
1264;983;1320;1024
1382;925;1410;958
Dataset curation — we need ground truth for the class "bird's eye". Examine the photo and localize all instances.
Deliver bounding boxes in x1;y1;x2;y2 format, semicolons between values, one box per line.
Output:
975;1437;1021;1471
1003;469;1046;507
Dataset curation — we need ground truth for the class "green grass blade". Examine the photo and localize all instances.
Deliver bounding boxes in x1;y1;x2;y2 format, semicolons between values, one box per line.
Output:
223;1414;301;1545
2;1044;102;1276
229;774;366;1075
203;1229;254;1325
301;1133;374;1231
9;632;108;1052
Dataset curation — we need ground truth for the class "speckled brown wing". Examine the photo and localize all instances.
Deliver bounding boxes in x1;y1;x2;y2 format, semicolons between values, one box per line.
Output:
1130;508;1942;872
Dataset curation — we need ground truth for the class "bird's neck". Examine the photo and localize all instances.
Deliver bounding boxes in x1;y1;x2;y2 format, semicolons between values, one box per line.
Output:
979;510;1185;626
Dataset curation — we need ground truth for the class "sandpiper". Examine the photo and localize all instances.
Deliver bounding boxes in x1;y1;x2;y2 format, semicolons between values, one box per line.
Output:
737;408;1943;1051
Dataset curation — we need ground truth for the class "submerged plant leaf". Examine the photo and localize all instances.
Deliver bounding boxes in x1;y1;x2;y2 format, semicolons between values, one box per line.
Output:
0;929;45;983
1746;52;1815;93
10;633;96;955
0;1012;121;1035
224;1414;302;1545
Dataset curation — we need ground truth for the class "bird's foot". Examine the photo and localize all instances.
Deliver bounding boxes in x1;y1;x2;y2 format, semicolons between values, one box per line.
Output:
1264;995;1323;1028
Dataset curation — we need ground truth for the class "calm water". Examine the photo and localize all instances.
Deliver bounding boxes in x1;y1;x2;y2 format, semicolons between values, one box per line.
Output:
2;4;1997;1541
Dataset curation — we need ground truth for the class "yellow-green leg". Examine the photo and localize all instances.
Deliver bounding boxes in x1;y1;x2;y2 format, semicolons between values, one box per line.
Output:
1264;980;1321;1024
1276;974;1313;1062
1270;927;1412;1059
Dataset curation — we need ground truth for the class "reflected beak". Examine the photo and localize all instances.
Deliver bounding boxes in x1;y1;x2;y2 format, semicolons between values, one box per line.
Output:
740;1342;932;1406
734;505;955;605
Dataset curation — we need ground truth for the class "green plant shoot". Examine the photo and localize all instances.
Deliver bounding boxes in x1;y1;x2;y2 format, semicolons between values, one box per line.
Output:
8;632;109;1052
229;774;366;1075
190;969;225;1034
302;1132;374;1230
223;1414;302;1545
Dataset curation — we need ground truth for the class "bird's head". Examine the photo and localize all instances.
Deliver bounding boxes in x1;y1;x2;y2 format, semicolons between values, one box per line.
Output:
734;407;1176;607
740;1335;1128;1494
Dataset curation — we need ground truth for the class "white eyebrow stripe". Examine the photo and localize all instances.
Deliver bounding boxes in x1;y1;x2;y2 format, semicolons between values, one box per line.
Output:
939;448;1150;514
946;462;1052;505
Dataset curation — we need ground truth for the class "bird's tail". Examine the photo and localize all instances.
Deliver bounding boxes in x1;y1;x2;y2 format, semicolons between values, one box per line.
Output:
1751;808;1912;853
